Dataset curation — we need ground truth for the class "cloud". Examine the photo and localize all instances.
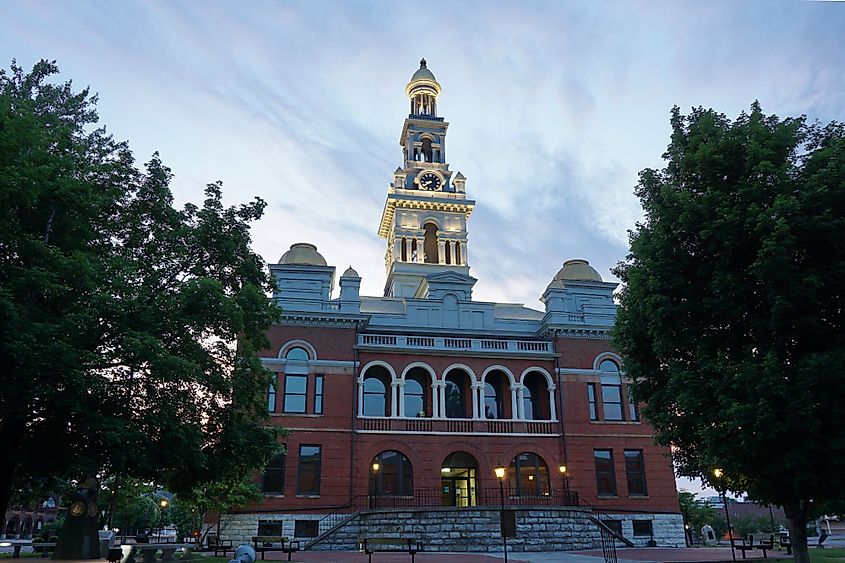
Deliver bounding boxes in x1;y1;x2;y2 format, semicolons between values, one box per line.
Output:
2;0;843;310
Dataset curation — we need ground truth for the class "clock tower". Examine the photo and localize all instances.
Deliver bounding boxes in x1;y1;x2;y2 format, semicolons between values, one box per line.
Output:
379;59;475;298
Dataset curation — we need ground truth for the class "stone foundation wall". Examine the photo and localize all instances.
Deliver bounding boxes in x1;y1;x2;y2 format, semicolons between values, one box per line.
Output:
603;512;686;548
220;507;684;551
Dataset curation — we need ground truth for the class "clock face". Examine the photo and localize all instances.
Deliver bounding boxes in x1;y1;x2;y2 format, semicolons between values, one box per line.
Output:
70;501;86;517
418;172;442;191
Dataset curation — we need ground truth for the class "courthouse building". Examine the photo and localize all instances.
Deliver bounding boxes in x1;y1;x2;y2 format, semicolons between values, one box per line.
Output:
223;60;684;551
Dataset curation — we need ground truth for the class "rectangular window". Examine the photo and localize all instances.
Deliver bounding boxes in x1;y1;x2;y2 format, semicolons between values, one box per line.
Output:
297;445;321;496
283;375;308;413
601;384;624;421
257;521;282;536
603;519;623;536
633;520;653;537
293;520;319;537
267;382;277;413
588;383;598;421
624;449;648;496
262;453;285;494
314;375;324;415
627;388;640;422
594;449;617;496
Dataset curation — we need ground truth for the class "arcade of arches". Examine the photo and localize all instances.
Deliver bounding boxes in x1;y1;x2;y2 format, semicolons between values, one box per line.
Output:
368;450;552;507
358;364;556;420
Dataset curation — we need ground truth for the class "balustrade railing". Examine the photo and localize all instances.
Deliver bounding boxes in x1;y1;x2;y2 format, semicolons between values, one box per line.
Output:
357;417;558;435
357;334;553;355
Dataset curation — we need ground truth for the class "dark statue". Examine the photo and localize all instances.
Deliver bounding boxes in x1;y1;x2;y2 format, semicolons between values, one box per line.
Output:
54;477;101;559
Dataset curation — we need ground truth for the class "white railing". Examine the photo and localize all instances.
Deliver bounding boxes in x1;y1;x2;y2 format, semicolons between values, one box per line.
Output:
357;334;554;355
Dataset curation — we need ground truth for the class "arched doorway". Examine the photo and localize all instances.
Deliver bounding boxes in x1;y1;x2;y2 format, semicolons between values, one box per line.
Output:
440;451;478;507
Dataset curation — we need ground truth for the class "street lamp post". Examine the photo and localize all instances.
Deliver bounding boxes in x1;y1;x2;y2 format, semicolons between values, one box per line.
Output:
558;465;569;503
713;469;736;562
494;464;508;563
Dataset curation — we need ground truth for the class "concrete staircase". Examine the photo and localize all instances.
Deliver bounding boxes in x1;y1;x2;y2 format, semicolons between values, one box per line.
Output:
305;506;603;553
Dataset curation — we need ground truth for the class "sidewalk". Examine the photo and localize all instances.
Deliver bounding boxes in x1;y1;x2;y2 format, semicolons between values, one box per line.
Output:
261;546;791;562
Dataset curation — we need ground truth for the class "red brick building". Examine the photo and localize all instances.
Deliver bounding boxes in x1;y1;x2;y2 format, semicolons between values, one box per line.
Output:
223;60;683;550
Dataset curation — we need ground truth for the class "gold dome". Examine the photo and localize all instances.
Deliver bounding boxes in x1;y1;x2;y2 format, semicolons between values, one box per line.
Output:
279;243;327;266
547;259;603;289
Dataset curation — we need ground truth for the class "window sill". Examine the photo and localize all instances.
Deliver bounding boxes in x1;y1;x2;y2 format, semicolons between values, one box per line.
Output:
590;420;641;425
272;412;322;417
262;494;285;498
296;494;321;499
628;495;650;499
596;495;619;499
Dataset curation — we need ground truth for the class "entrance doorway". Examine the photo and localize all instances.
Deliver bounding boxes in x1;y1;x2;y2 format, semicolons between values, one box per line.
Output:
440;451;478;507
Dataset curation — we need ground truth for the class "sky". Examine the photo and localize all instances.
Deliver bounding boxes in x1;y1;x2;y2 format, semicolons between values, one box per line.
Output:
3;0;844;497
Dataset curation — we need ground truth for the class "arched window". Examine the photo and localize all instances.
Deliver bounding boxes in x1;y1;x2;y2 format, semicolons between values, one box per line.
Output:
423;223;439;264
404;369;429;417
484;370;508;419
283;347;309;414
286;347;309;361
599;360;623;421
508;452;551;497
370;450;413;496
421;138;433;162
363;377;388;416
522;372;549;420
444;369;471;418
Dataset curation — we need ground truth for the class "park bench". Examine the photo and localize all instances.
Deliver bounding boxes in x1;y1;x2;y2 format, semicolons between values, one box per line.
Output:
778;533;792;555
251;535;300;561
31;541;57;557
206;537;234;557
120;543;194;563
359;537;422;563
735;533;774;559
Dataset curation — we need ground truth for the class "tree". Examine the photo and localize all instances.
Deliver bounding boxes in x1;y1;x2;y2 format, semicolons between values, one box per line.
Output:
0;59;282;521
173;472;270;545
613;103;845;563
678;491;725;541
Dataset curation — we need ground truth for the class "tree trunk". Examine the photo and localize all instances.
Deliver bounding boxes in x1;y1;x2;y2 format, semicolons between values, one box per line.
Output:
783;500;810;563
0;420;25;526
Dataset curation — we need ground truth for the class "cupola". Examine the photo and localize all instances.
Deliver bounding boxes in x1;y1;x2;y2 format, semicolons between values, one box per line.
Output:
406;58;441;116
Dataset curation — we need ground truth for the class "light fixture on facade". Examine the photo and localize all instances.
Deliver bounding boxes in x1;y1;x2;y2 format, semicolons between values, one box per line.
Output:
372;463;380;472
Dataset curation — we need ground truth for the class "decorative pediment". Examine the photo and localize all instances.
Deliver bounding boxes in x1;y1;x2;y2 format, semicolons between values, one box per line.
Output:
416;270;477;300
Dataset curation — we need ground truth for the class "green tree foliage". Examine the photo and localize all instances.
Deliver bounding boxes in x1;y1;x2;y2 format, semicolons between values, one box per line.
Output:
613;103;845;563
112;495;160;535
173;473;266;544
679;491;726;540
0;60;282;520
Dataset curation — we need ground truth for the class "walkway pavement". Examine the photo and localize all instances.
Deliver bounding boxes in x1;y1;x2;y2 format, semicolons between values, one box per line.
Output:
260;546;792;562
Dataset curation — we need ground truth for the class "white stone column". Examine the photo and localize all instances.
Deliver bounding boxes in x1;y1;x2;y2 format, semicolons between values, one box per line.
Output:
437;381;447;418
459;241;468;265
390;381;399;417
548;385;557;420
512;385;524;420
394;238;402;262
438;240;446;264
357;378;364;416
416;237;424;262
430;381;440;418
404;238;412;264
398;380;407;417
471;383;483;420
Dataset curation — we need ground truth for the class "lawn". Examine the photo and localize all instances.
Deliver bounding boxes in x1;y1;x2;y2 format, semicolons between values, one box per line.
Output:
810;548;845;563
